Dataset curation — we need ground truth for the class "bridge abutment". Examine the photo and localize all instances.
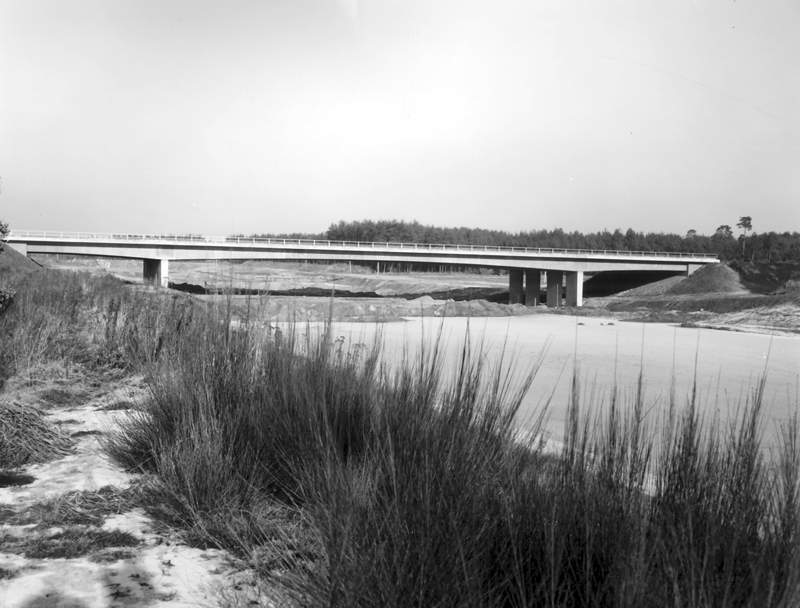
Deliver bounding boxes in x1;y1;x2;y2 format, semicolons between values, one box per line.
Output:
3;242;27;256
143;259;169;288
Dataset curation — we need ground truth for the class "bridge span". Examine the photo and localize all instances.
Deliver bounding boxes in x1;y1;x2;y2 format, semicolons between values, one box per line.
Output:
6;231;718;308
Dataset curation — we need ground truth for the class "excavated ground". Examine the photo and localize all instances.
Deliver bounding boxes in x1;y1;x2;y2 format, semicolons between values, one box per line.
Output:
25;255;800;334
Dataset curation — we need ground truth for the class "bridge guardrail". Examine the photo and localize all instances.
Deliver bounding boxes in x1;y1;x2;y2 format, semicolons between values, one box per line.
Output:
8;230;719;260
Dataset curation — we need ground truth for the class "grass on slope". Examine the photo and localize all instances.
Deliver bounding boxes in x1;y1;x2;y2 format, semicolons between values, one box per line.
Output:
729;261;800;294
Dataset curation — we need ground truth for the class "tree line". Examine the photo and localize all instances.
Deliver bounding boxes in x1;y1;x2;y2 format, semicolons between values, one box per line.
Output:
249;219;800;263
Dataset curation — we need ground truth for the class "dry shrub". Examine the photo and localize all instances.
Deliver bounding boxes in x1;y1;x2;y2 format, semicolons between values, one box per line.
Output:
0;286;14;314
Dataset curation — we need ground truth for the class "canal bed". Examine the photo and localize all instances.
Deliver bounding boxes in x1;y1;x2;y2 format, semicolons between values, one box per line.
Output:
326;316;800;451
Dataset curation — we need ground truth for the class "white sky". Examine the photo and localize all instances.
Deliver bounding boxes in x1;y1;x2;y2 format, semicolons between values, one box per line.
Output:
1;0;798;236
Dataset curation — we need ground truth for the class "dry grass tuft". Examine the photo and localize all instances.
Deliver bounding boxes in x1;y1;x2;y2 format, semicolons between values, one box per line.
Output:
98;400;138;411
1;485;136;527
0;565;18;579
0;471;36;488
88;548;137;563
0;400;73;468
2;527;140;559
36;386;89;408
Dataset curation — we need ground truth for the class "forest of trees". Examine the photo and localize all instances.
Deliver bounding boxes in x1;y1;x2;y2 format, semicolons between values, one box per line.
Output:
249;219;800;263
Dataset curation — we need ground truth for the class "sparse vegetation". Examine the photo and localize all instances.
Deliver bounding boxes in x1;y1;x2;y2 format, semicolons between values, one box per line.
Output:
0;287;13;314
0;218;9;250
0;485;136;528
0;566;17;580
88;548;138;563
2;527;140;560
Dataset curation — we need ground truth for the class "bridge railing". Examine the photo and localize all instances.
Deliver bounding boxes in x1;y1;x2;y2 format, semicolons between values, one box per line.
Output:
8;230;719;260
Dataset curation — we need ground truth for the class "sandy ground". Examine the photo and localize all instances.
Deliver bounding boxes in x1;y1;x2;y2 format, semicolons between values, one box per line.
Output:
1;381;274;608
680;303;800;336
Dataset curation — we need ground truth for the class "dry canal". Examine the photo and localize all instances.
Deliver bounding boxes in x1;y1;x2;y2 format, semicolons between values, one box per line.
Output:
325;316;800;451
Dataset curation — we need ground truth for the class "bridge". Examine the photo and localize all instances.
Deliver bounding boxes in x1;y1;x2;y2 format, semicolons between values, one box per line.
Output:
6;231;719;308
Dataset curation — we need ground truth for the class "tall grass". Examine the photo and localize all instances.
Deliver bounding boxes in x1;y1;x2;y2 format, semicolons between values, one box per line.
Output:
3;269;798;606
101;298;800;607
0;268;196;386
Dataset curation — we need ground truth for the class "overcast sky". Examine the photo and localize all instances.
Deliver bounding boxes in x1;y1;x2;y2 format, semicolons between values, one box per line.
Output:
1;0;798;237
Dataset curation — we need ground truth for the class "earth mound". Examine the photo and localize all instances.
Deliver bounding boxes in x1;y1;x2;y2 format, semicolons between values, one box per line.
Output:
666;263;746;295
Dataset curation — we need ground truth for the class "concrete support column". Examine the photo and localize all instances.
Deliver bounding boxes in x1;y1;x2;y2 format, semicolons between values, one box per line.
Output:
565;271;584;307
685;263;702;276
509;269;524;304
525;269;541;307
546;270;563;308
143;259;169;288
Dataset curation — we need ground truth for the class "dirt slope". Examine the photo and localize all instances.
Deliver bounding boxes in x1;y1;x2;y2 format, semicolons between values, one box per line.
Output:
617;276;686;297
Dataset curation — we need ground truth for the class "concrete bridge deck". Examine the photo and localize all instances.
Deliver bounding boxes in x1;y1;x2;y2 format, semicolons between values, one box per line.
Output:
6;231;719;308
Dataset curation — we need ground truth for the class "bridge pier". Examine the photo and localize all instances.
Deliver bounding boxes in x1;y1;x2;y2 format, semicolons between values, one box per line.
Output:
143;259;169;288
525;269;541;306
3;242;27;256
546;270;563;308
509;269;524;304
565;270;584;307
